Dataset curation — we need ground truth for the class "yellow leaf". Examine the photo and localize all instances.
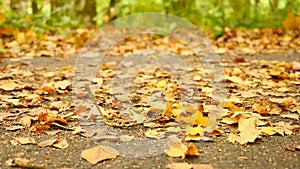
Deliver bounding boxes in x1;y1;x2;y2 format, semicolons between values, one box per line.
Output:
261;127;276;136
188;125;204;136
156;80;167;87
222;102;240;111
165;142;188;159
227;115;261;144
13;29;26;44
163;102;173;117
194;111;216;127
184;135;202;141
178;112;197;124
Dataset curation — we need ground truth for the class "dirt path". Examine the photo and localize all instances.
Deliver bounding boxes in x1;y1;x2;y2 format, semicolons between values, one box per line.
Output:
0;52;299;169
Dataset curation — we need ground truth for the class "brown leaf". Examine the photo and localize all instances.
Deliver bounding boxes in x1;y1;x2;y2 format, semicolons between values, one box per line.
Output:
52;138;69;149
166;163;192;169
54;80;72;90
15;137;36;145
38;138;58;147
165;142;188;159
34;124;51;132
81;146;119;164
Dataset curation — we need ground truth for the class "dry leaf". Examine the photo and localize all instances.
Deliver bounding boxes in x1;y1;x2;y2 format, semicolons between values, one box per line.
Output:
81;145;119;164
165;142;188;159
0;80;21;91
292;61;300;71
52;138;69;149
280;113;299;120
166;163;192;169
145;129;165;139
165;142;199;159
222;102;240;111
186;143;199;156
227;115;261;144
15;137;36;145
38;138;58;147
20;116;32;128
260;127;276;136
54;80;72;90
187;125;204;136
5;125;24;131
192;164;214;169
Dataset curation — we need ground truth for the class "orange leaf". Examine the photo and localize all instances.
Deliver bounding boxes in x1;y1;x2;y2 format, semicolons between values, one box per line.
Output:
163;102;173;117
0;13;6;25
283;12;300;30
222;102;240;111
38;113;48;122
35;124;51;132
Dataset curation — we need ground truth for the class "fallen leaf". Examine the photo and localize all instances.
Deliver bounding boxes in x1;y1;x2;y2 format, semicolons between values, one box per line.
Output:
156;80;167;87
292;61;300;71
165;142;199;159
222;102;240;111
145;129;165;139
0;80;21;91
163;102;173;117
15;137;36;145
44;130;61;136
5;125;24;131
54;80;72;90
52;138;69;149
7;158;45;169
186;143;199;156
38;138;58;147
192;164;214;169
280;113;299;120
165;142;188;159
273;122;294;136
81;145;119;164
227;115;261;144
187;125;204;136
166;163;192;169
260;127;276;136
20;116;32;128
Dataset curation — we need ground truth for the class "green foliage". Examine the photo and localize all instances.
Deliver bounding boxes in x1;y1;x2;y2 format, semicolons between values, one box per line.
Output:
1;0;300;33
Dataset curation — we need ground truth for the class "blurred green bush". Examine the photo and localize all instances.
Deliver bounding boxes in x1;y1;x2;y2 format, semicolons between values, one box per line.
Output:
0;0;299;34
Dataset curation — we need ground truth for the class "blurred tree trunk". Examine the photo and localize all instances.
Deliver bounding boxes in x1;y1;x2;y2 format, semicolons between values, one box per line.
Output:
269;0;279;13
107;0;117;22
51;0;65;16
83;0;96;26
31;0;38;14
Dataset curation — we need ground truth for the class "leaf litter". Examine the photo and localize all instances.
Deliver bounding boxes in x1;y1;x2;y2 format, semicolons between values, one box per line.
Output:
0;31;299;166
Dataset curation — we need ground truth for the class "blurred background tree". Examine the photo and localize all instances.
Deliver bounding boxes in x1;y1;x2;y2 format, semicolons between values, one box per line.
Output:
0;0;299;34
